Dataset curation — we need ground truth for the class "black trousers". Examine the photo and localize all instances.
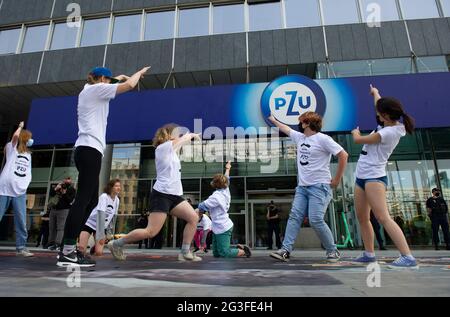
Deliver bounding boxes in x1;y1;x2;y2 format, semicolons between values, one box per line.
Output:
431;213;450;246
36;221;49;248
63;146;102;243
370;212;385;248
267;221;281;249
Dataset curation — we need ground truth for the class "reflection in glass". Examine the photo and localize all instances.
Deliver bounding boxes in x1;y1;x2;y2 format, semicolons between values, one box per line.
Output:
80;18;110;47
145;11;175;40
321;0;360;25
178;7;209;38
360;0;400;22
51;23;78;50
399;0;440;19
51;150;78;181
31;151;53;182
22;25;49;53
213;4;245;34
417;56;449;73
112;14;141;44
249;2;282;32
0;28;21;55
285;0;321;28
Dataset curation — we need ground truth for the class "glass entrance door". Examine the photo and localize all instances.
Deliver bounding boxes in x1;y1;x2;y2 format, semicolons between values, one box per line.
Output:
249;198;293;249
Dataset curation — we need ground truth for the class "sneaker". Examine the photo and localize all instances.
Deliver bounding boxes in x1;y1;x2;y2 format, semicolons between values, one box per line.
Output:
352;252;377;263
16;249;34;257
237;244;252;258
56;250;96;267
193;247;200;253
270;249;290;262
48;244;58;251
178;252;202;262
107;241;126;261
387;256;419;270
326;249;341;263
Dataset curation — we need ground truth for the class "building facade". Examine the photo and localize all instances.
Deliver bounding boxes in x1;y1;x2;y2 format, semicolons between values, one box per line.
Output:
1;0;450;248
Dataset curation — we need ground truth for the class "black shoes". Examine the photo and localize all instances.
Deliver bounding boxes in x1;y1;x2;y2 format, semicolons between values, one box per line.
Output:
270;249;290;262
237;244;252;258
56;250;96;267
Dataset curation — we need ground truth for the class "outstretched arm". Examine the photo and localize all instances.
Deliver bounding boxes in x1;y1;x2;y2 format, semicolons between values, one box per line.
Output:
172;133;202;151
11;121;24;147
370;84;382;107
224;161;231;178
268;115;293;136
116;66;151;95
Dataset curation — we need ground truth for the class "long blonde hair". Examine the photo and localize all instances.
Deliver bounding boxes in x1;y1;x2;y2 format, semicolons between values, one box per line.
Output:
17;130;32;154
152;124;178;147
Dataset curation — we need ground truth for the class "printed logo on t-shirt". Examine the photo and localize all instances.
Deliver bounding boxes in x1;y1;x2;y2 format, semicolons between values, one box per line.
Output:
299;143;311;166
14;155;30;178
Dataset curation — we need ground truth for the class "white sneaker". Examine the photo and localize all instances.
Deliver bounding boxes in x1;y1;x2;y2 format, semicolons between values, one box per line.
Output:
178;252;202;262
16;249;34;257
107;241;126;261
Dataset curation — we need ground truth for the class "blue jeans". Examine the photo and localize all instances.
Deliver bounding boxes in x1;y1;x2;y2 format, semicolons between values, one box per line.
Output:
282;184;336;253
0;194;28;251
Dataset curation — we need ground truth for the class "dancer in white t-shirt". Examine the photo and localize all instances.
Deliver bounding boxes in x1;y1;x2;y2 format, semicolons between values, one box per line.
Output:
0;121;34;257
352;85;418;269
197;161;251;258
108;124;203;262
75;179;121;261
269;112;348;262
57;66;151;267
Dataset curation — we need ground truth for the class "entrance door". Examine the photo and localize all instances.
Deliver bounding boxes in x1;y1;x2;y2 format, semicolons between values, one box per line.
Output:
249;198;293;249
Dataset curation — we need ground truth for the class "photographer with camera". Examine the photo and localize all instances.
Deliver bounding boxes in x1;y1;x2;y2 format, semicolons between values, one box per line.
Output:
47;177;76;251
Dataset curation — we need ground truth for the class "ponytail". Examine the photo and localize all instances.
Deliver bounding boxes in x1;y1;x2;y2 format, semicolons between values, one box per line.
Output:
402;112;415;135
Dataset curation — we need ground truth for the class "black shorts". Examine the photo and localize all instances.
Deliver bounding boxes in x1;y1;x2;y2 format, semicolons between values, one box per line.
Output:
82;224;96;235
149;190;185;214
81;225;107;236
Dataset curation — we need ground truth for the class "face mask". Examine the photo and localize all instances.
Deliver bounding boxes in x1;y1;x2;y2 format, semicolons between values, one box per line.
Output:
376;115;384;127
298;124;305;134
26;139;34;147
435;192;440;197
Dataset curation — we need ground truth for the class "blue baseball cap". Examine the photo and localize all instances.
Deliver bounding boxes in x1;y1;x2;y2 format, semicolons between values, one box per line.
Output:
90;67;119;83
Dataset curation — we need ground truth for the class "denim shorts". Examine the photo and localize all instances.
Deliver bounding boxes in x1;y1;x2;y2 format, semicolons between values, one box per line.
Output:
355;176;388;190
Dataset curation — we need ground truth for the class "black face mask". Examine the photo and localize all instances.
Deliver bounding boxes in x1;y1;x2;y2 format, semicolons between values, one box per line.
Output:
298;124;305;134
435;192;441;197
376;115;385;127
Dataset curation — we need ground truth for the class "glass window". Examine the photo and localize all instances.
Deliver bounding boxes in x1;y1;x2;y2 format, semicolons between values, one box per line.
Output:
360;0;400;22
31;151;53;182
321;0;360;25
399;0;440;19
328;60;373;78
80;18;110;47
440;0;450;17
213;4;245;34
50;22;78;50
51;150;78;181
145;11;175;40
178;7;209;38
0;28;21;55
417;56;449;73
22;24;49;53
249;2;282;32
370;57;413;75
112;14;141;44
285;0;321;28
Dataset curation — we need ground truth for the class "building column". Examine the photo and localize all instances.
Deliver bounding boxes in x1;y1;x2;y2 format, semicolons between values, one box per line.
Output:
99;144;113;195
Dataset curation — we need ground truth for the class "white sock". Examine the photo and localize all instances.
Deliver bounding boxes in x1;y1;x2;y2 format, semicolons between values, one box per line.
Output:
181;244;190;254
114;237;127;247
63;245;76;255
403;254;415;260
364;251;376;258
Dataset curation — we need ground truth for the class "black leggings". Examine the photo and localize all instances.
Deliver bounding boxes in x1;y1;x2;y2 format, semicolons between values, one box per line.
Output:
63;146;102;243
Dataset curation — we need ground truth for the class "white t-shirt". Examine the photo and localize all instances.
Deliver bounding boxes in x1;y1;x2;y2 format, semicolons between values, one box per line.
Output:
153;141;183;196
356;124;406;179
290;130;344;186
197;214;212;231
0;142;32;197
198;186;233;235
85;193;120;231
74;83;118;156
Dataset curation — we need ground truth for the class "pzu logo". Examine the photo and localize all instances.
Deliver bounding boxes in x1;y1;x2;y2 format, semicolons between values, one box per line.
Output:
261;75;327;127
